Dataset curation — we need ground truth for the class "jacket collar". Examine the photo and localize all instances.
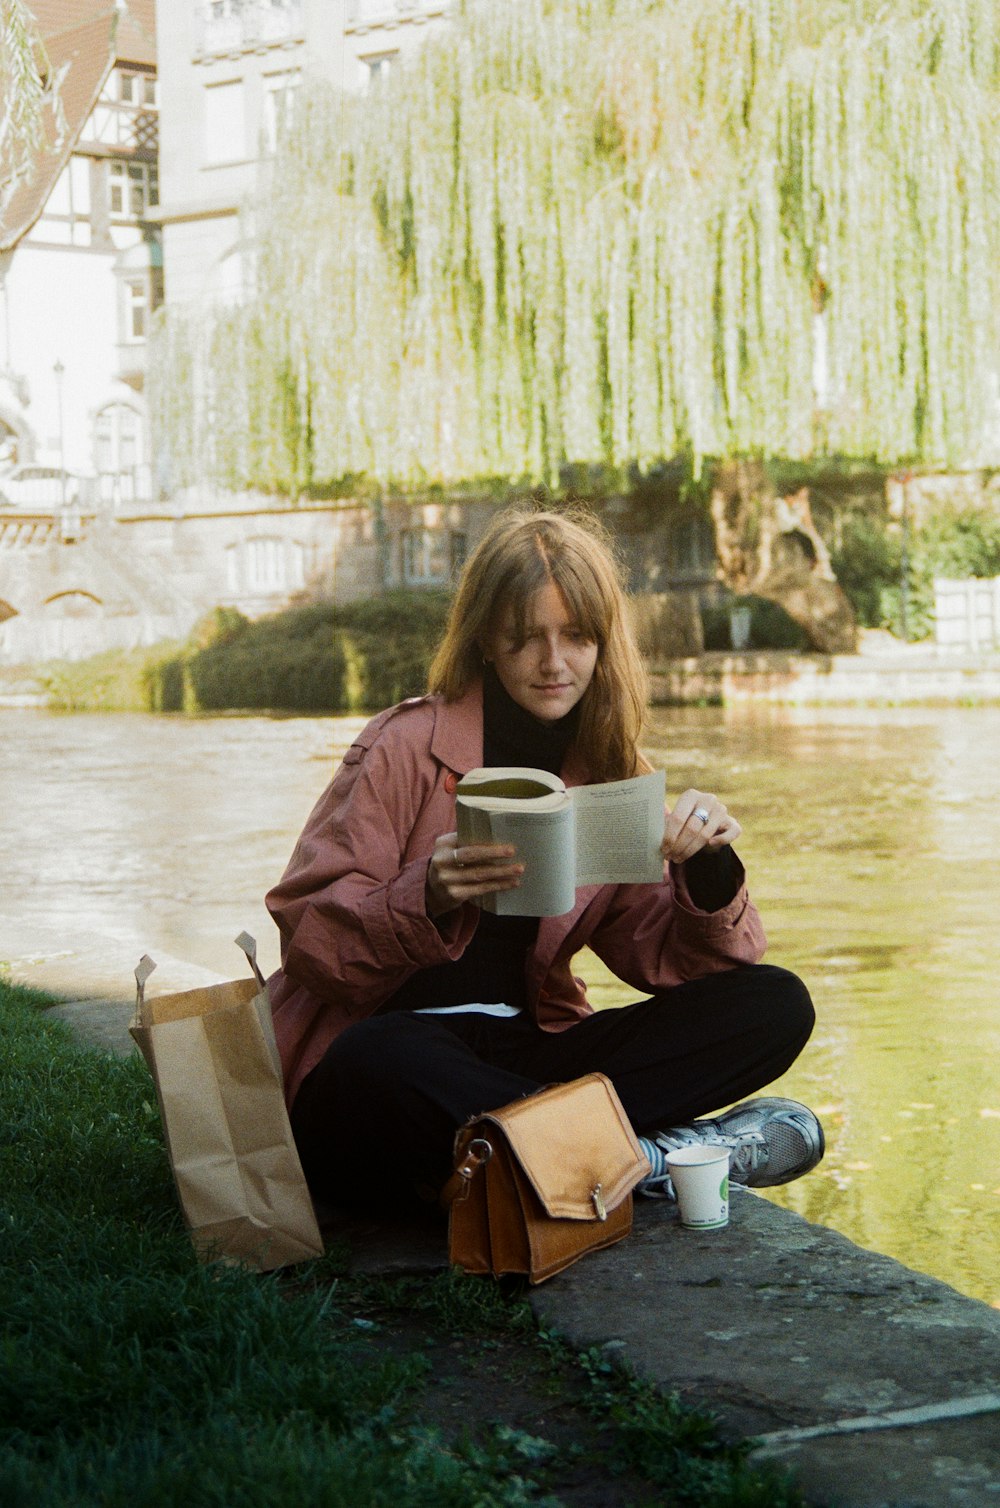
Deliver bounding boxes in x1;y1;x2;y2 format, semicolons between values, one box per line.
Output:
429;679;591;787
429;680;484;774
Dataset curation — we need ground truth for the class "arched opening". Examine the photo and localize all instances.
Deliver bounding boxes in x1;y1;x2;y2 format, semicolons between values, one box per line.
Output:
42;590;104;617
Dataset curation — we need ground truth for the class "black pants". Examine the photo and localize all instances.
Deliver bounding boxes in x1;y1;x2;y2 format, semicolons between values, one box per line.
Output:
290;963;814;1211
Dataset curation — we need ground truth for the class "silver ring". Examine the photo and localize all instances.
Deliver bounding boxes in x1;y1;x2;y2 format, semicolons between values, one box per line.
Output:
693;806;710;825
453;847;462;867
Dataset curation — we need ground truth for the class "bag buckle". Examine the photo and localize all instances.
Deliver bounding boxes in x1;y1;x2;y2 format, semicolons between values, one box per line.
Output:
592;1183;607;1222
458;1137;493;1181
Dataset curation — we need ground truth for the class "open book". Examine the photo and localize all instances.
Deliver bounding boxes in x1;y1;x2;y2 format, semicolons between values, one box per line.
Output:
455;766;666;917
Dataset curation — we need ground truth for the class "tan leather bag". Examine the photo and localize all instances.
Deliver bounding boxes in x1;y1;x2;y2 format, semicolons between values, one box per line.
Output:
445;1073;651;1285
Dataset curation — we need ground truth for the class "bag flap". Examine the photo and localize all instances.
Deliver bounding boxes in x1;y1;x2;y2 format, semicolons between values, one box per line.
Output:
484;1073;650;1220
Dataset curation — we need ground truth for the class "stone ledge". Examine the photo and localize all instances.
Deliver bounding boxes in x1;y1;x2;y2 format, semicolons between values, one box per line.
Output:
651;649;1000;705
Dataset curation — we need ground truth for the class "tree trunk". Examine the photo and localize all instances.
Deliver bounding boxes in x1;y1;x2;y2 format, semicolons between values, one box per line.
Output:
709;461;856;653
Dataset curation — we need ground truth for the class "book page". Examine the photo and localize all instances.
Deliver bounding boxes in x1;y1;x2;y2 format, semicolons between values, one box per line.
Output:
479;804;577;917
570;768;666;887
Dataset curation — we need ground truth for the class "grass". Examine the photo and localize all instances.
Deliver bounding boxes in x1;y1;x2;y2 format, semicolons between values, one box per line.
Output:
0;977;808;1507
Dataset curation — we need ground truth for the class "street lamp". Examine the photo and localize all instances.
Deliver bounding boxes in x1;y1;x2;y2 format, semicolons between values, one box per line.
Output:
52;359;79;541
53;359;67;509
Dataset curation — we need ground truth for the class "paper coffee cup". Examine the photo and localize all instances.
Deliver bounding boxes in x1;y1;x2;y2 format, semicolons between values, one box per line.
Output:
665;1145;730;1229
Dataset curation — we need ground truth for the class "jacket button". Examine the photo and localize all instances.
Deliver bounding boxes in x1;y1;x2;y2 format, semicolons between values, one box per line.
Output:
444;772;458;794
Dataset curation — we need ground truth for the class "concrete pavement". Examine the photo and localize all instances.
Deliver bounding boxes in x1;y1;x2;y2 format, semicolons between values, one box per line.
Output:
3;915;999;1507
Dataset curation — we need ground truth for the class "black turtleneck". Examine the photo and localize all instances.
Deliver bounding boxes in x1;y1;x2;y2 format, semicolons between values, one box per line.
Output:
481;662;580;774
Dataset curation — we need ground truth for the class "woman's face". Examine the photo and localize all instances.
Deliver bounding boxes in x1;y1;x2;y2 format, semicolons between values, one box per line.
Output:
488;579;599;723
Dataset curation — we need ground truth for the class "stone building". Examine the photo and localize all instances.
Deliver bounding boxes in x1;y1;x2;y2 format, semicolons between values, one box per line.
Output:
155;0;451;308
0;0;160;505
0;2;463;662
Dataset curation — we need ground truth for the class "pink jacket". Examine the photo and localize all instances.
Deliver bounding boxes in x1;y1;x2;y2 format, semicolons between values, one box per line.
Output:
266;682;767;1109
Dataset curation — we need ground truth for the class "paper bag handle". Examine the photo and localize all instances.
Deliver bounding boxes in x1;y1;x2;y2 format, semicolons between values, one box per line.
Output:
133;935;263;1025
134;954;156;1026
235;931;266;989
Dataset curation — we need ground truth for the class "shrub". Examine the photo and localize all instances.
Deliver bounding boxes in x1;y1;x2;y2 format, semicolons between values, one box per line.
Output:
834;505;1000;640
39;643;188;713
184;593;451;713
830;516;902;629
187;604;346;712
336;590;452;710
898;506;1000;639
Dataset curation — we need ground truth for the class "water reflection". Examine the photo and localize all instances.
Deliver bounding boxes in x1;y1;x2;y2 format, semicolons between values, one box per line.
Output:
1;704;997;1306
636;704;1000;1310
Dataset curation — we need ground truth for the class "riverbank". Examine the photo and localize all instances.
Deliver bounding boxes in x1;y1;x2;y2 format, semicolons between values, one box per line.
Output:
7;969;806;1508
4;915;999;1506
649;639;1000;706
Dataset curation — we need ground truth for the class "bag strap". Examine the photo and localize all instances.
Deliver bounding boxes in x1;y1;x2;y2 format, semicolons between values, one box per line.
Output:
439;1136;493;1209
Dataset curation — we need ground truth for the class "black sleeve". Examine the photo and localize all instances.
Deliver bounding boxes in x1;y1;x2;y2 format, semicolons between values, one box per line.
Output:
682;845;740;913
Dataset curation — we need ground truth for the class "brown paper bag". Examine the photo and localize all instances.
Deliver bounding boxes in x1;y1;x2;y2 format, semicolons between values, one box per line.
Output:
131;932;324;1272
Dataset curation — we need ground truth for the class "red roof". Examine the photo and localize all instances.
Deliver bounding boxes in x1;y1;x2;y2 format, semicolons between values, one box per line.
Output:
0;2;157;251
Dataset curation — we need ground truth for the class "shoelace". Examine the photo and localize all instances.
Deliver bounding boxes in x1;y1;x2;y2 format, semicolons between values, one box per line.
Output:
713;1129;767;1180
659;1127;769;1179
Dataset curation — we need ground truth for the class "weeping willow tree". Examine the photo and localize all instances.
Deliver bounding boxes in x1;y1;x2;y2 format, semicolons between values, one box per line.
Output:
151;0;1000;496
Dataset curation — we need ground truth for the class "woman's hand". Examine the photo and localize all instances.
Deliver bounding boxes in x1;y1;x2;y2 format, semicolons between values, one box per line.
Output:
426;832;525;918
661;790;741;864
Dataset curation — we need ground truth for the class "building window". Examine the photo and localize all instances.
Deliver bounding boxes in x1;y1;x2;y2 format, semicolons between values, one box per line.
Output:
123;278;149;342
108;160;159;218
211;245;251;305
117;70;157;107
360;51;398;90
667;515;716;580
95;403;148;504
262;69;301;152
245;536;305;593
200;0;303;54
204;79;246;165
401;528;466;586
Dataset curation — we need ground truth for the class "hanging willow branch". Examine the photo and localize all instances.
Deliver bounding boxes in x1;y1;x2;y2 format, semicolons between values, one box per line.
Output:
0;0;63;216
150;0;1000;495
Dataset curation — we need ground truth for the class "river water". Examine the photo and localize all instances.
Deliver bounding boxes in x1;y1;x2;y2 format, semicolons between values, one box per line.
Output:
2;704;998;1307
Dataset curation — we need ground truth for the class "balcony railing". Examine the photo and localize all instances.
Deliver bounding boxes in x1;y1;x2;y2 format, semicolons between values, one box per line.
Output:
346;0;448;27
197;0;304;55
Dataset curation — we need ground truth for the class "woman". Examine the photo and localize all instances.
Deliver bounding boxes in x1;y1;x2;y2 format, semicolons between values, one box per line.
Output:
266;507;823;1211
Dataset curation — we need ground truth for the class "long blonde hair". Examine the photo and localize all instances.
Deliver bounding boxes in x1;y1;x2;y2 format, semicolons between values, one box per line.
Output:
429;507;649;781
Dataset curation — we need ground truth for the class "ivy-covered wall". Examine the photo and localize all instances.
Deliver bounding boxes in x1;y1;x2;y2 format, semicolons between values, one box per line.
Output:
151;0;1000;497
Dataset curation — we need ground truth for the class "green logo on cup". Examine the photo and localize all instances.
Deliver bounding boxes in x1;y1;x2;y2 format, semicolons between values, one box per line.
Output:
720;1175;728;1200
